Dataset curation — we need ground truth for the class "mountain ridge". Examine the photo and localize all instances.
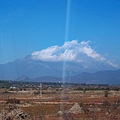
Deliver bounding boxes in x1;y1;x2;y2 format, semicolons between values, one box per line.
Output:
0;54;118;84
14;69;120;84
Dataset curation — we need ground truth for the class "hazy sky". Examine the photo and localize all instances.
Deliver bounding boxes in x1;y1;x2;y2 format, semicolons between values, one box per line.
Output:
0;0;120;65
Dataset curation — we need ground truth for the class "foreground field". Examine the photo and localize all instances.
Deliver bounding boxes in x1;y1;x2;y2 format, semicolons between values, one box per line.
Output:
0;84;120;120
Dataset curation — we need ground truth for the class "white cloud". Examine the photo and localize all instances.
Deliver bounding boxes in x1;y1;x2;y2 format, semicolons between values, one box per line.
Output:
31;40;118;67
106;60;118;68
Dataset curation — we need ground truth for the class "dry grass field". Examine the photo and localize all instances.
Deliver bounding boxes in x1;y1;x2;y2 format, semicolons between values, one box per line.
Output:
0;85;120;120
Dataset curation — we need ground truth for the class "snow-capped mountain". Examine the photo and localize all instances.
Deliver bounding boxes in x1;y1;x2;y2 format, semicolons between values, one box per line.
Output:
0;54;117;80
0;40;118;83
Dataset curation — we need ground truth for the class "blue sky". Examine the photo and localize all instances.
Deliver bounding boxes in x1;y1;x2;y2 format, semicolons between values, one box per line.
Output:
0;0;120;66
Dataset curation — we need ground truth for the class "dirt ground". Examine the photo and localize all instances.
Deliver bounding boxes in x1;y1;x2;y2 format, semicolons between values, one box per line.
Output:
0;88;120;120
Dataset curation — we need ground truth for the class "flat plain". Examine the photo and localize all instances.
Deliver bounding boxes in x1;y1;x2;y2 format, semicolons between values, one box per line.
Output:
0;82;120;120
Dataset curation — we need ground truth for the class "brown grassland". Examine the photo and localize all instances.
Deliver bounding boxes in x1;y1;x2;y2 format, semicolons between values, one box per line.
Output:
0;87;120;120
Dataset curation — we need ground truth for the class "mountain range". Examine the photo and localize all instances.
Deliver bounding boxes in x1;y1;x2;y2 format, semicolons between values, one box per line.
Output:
15;69;120;84
0;54;119;84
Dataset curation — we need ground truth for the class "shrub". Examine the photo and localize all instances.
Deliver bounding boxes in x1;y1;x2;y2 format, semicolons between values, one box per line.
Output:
104;90;109;97
6;98;20;104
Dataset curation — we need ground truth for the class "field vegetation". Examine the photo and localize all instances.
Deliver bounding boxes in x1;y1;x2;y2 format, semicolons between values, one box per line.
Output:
0;81;119;120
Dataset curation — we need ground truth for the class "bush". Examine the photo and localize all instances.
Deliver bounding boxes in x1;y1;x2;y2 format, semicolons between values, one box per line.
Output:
6;98;20;104
104;90;109;97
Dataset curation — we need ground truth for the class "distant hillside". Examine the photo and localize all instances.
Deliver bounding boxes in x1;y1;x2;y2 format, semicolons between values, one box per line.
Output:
16;75;32;82
67;69;120;84
0;54;116;80
15;69;120;84
16;75;61;83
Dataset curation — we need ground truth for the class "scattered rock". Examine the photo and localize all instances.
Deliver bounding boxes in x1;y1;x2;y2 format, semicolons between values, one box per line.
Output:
67;102;83;114
58;102;83;115
88;108;101;112
0;109;27;120
57;111;63;115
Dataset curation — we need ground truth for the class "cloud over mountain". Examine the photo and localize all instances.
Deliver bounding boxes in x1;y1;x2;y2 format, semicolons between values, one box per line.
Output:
0;40;119;80
31;40;118;68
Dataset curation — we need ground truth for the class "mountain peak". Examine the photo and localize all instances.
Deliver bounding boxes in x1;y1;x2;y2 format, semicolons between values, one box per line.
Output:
16;75;32;82
31;40;118;68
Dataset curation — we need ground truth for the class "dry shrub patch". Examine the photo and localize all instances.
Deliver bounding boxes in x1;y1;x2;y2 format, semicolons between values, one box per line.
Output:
20;103;72;118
